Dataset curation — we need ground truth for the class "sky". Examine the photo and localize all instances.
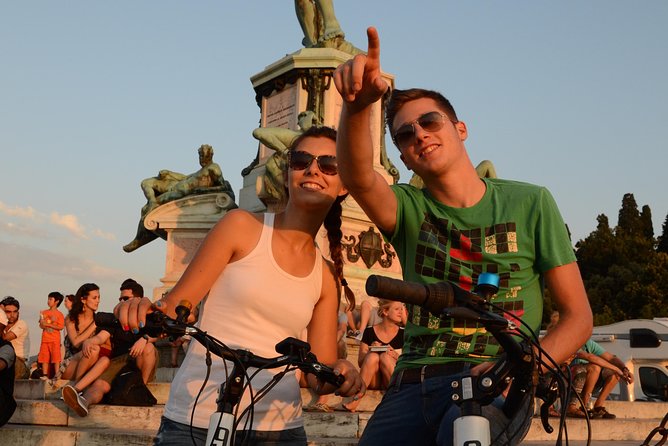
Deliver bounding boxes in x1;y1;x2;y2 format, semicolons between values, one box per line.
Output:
1;1;667;355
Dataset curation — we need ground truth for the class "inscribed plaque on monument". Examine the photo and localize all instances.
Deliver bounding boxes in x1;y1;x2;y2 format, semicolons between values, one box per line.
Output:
259;83;305;161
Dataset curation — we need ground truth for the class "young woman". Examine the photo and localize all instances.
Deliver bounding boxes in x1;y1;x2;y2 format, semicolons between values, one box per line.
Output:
117;126;364;446
343;300;405;412
58;284;108;382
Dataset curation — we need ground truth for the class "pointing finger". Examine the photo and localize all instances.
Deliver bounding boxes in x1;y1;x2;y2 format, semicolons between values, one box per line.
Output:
366;27;381;69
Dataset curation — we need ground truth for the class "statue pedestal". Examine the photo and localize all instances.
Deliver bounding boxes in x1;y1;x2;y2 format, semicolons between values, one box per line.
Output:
240;46;403;307
144;192;236;299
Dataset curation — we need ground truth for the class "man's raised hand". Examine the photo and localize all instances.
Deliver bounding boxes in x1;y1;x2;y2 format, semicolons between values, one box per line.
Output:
333;27;389;109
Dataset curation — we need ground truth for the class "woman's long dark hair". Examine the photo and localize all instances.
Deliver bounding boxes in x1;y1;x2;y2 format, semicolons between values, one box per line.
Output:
69;283;99;332
291;126;355;311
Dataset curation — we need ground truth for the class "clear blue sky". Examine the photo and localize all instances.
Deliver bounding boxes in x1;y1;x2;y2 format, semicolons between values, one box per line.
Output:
2;1;666;355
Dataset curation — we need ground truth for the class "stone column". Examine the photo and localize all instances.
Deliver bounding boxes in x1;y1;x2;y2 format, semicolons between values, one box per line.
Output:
144;192;236;300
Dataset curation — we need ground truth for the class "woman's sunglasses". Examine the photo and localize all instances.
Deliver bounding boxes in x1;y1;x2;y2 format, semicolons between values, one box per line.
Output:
288;150;338;176
391;111;457;149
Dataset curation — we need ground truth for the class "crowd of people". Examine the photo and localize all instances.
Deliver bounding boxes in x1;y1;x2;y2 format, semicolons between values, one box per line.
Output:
1;278;160;422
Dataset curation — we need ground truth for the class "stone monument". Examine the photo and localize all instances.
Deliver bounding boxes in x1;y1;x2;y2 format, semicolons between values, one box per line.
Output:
123;144;237;298
239;1;403;304
129;1;405;302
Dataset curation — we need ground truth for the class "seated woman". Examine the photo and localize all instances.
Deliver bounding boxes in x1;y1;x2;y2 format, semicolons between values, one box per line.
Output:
54;284;109;384
344;300;405;412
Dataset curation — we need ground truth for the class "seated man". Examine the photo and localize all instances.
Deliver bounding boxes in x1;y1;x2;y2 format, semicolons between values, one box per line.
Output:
62;308;157;417
124;144;234;252
1;296;30;380
567;338;634;418
0;310;17;427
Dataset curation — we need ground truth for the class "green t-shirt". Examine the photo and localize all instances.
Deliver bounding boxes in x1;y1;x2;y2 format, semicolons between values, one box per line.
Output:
387;178;576;370
572;339;606;365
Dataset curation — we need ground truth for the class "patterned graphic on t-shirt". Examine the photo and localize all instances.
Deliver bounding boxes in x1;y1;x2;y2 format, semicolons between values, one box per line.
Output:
408;213;524;358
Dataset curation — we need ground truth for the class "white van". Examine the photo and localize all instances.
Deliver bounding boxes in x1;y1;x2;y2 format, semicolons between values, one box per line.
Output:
590;318;668;402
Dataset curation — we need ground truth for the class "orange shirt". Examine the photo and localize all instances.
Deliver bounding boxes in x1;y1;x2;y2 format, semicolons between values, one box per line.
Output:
41;308;64;343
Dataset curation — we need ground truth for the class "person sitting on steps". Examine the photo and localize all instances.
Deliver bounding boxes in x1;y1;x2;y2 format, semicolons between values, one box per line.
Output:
343;300;405;412
566;337;633;419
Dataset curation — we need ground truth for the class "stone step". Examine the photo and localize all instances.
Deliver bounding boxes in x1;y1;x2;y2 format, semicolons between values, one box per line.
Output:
8;398;666;442
0;424;361;446
526;416;663;441
14;378;668;420
13;378;385;409
1;424;650;446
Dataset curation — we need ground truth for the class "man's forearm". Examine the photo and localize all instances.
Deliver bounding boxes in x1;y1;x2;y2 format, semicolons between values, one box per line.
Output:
337;105;376;192
540;312;592;370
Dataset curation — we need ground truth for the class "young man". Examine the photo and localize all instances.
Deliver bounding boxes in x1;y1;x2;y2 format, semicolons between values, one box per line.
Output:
333;27;593;445
0;309;17;427
1;296;31;379
567;338;633;419
38;292;66;379
119;278;145;302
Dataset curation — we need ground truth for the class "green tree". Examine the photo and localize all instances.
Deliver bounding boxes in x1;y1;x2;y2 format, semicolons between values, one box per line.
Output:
640;205;654;240
575;193;667;324
575;214;616;278
658;214;668;254
617;193;642;237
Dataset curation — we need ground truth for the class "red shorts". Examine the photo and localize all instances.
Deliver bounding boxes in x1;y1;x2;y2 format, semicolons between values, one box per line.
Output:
38;341;61;364
99;347;112;358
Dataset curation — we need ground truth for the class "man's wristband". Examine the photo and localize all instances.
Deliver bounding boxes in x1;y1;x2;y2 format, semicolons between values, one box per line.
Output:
142;334;150;341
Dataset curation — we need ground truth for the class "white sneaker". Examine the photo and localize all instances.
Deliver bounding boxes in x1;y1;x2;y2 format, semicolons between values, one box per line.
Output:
62;385;89;417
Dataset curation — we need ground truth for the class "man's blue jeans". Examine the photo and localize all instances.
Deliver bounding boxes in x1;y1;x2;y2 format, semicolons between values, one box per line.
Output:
359;369;533;446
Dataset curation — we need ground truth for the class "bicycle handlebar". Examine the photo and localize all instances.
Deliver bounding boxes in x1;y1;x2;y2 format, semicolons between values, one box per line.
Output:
365;274;536;418
143;311;345;388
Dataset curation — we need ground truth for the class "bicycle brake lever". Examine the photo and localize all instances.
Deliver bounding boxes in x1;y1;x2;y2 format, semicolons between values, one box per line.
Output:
310;363;345;387
535;375;558;434
539;401;554;434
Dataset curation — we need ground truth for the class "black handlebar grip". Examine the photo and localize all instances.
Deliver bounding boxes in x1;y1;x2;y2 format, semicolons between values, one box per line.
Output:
366;275;429;307
366;275;458;315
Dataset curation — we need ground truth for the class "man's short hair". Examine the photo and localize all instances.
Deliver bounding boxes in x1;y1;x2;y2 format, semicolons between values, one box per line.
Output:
120;278;144;298
48;291;65;307
0;296;19;310
385;88;459;144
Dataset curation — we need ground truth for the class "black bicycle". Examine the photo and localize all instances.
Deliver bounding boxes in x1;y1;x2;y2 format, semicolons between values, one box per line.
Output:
143;303;345;446
364;272;591;446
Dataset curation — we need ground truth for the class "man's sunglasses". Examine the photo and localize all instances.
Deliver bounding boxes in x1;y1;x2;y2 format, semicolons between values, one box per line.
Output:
118;296;131;302
288;150;338;176
392;111;457;149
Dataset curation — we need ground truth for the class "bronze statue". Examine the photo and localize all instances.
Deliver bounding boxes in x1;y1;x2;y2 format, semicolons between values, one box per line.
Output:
123;144;234;253
294;0;362;54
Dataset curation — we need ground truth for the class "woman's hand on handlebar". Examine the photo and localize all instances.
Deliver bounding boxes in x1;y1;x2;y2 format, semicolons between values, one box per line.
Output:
331;359;366;399
114;296;163;333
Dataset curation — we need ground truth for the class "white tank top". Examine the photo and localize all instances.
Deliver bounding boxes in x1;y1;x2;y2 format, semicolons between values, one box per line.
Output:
164;213;323;430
